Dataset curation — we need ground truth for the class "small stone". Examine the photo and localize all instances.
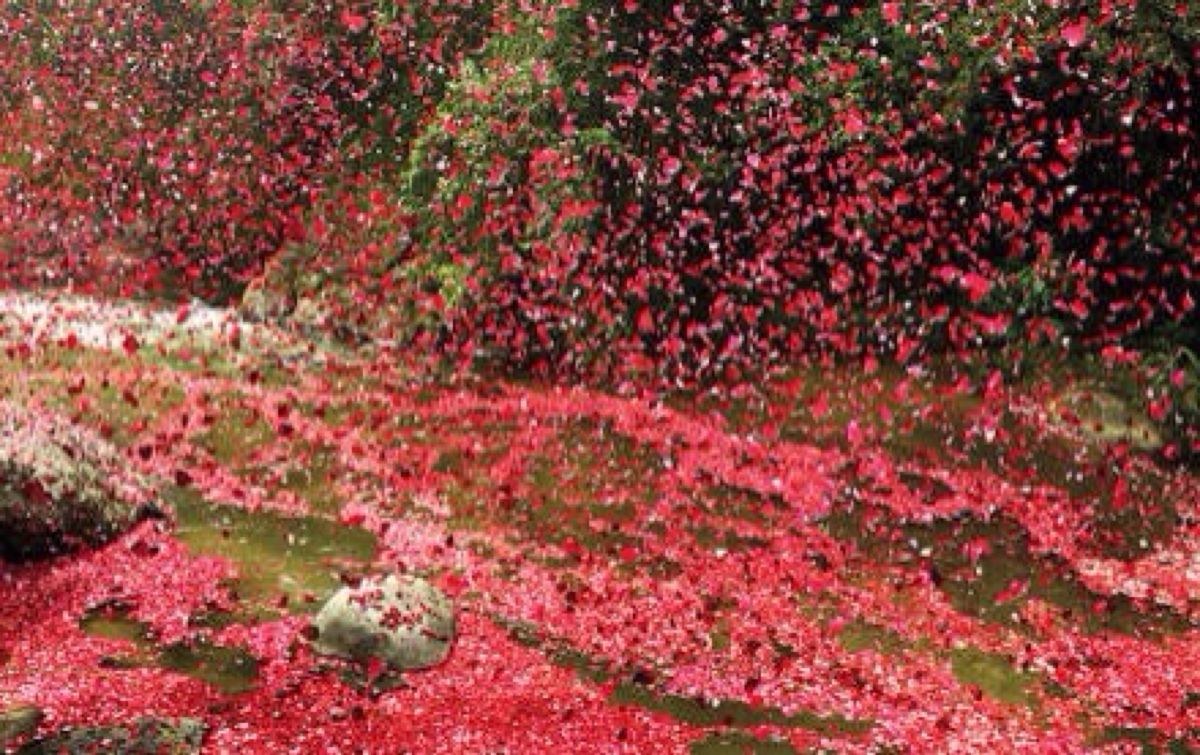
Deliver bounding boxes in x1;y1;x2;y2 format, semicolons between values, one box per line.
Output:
312;575;455;671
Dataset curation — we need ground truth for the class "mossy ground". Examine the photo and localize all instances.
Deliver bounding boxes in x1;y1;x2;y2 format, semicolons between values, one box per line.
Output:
2;297;1196;750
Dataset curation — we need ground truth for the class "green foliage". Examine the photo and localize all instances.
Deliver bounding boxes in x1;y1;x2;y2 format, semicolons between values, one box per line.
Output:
343;0;498;173
397;4;612;328
3;0;1195;383
1143;344;1200;458
805;0;1199;134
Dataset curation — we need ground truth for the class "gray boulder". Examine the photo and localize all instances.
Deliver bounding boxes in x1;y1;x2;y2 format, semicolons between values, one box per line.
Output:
0;400;160;561
312;575;455;671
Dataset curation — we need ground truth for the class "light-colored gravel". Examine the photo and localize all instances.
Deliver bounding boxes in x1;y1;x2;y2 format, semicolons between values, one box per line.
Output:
0;290;325;363
0;291;237;349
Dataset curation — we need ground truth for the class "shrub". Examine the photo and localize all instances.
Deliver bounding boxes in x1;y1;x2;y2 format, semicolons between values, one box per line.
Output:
410;0;1198;385
0;1;1194;388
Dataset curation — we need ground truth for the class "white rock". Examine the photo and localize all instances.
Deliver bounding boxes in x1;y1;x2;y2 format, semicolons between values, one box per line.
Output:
312;575;455;670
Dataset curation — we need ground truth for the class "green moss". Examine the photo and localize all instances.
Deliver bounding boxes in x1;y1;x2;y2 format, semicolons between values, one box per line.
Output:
708;616;732;653
695;485;789;524
80;608;149;644
17;717;206;755
81;603;258;695
193;398;276;467
837;620;910;656
272;444;341;514
688;525;769;554
1093;726;1198;753
610;683;872;736
158;640;259;695
821;498;1190;637
949;647;1036;708
495;615;873;739
689;731;798;754
166;487;376;614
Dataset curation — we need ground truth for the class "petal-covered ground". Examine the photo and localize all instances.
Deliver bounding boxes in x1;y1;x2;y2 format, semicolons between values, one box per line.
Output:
1;295;1197;753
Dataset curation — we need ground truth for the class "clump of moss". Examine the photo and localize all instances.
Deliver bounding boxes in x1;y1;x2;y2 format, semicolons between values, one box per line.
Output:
19;717;205;754
0;399;161;560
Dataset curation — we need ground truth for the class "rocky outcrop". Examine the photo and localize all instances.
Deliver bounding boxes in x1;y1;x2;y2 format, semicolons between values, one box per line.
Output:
1047;387;1163;451
0;400;161;561
312;575;455;671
